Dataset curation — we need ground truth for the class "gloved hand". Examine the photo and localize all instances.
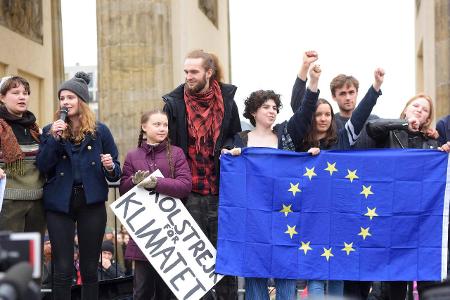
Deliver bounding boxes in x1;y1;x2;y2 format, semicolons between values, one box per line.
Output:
138;175;157;189
131;170;150;185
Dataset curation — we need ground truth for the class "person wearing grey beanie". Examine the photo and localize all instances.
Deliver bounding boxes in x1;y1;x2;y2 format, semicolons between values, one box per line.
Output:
58;71;91;103
37;71;121;300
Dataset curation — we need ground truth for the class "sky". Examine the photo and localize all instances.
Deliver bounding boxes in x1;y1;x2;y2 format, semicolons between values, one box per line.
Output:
61;0;415;121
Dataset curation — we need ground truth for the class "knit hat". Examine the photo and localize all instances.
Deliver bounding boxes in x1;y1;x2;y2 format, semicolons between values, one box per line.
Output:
105;226;114;234
101;240;114;255
58;72;90;102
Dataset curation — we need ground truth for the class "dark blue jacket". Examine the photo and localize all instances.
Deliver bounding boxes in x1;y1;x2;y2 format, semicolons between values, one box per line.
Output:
36;122;121;213
436;115;450;145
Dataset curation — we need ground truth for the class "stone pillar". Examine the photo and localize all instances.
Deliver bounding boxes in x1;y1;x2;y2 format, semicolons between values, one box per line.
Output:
435;0;450;118
96;0;173;159
51;0;65;94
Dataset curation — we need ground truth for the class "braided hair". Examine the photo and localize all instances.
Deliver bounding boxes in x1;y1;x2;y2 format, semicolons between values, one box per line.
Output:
138;110;174;178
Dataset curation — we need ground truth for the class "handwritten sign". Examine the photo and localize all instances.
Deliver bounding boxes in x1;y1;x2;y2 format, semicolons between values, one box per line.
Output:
110;175;223;300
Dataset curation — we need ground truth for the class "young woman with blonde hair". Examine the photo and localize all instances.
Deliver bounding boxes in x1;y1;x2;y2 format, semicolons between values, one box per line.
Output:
37;72;121;300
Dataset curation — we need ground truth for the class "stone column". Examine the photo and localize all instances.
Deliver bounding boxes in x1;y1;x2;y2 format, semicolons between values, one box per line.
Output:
435;0;450;118
96;0;173;159
51;0;65;95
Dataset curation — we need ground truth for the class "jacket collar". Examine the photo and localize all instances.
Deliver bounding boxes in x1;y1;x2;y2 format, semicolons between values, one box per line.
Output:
141;140;167;154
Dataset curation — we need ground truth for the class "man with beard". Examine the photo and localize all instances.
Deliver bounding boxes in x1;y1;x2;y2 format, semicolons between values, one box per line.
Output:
331;74;379;299
330;73;379;149
163;50;241;300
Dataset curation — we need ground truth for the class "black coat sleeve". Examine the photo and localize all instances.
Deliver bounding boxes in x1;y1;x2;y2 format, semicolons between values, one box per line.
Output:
366;119;409;141
290;77;307;112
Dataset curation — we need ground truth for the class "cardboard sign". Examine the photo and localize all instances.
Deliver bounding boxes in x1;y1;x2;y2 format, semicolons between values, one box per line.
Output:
110;173;223;300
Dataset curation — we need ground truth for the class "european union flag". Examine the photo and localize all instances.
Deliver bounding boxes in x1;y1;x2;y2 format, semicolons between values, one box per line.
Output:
216;148;450;281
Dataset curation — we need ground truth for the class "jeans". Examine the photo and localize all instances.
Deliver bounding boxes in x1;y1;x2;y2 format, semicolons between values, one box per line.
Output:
46;186;106;300
308;280;344;298
245;277;296;300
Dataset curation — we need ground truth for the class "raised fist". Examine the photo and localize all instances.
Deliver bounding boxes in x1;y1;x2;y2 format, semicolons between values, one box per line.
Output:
310;64;322;79
303;51;318;65
373;68;385;91
408;117;420;132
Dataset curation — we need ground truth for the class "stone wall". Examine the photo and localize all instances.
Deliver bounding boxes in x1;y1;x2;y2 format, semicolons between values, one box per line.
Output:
97;0;173;159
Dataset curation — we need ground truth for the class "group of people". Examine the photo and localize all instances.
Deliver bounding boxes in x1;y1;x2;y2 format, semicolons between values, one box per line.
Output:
0;48;449;300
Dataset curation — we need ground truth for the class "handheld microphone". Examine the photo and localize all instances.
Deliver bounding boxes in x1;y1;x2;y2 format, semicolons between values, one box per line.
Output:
57;107;69;137
59;107;69;122
0;262;34;300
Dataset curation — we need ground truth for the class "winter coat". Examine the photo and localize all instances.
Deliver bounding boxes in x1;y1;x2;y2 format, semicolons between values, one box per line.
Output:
120;141;192;261
366;119;439;149
436;115;450;145
162;83;241;187
36;122;121;213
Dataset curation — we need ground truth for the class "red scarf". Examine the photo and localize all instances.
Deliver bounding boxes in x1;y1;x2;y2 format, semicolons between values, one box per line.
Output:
184;80;224;152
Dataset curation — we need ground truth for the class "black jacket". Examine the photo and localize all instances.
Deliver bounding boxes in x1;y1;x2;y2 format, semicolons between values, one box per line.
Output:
162;83;241;178
366;119;439;149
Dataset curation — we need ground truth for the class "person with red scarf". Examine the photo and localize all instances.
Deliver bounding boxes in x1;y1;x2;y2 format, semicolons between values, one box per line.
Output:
163;50;241;300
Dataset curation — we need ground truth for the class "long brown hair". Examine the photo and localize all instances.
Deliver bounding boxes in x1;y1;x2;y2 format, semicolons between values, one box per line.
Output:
55;100;96;144
137;110;174;178
301;98;337;150
399;93;434;133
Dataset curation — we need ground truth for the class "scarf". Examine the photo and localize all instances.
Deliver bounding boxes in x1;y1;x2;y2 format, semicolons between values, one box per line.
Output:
184;79;224;152
0;105;40;175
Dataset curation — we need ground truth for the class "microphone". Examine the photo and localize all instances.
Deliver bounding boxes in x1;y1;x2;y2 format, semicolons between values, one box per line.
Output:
59;106;69;122
0;262;35;300
57;107;69;137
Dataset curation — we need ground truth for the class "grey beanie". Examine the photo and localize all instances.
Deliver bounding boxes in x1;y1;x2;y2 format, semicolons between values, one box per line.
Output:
58;71;90;102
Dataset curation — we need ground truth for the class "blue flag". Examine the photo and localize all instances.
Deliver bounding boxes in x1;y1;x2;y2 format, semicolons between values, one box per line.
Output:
216;148;450;281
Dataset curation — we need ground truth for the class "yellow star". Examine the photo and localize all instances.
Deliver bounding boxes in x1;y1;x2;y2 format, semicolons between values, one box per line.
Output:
345;169;359;183
299;241;312;255
341;242;356;255
285;225;298;239
321;247;334;261
280;204;293;217
303;167;317;180
365;207;378;220
324;162;338;176
358;227;372;240
288;183;301;196
360;185;374;199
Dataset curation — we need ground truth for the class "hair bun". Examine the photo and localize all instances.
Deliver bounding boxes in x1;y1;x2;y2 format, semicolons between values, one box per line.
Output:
74;72;90;85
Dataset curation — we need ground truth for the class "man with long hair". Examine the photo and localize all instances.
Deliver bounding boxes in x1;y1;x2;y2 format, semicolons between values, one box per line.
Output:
163;50;241;299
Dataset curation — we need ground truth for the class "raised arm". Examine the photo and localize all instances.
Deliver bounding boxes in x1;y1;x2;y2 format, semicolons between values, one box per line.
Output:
291;51;318;112
287;64;321;146
344;68;384;146
366;119;409;141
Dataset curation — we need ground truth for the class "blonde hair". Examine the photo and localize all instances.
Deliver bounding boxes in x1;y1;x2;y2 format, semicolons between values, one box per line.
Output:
399;93;434;133
56;100;96;143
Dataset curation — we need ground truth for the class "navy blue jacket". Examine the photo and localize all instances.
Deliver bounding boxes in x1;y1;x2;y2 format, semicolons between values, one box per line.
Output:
436;115;450;145
36;122;121;213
